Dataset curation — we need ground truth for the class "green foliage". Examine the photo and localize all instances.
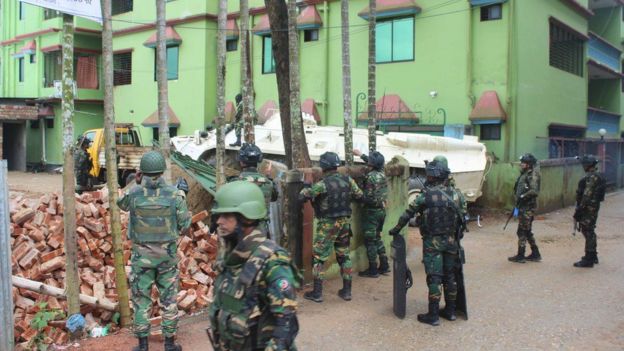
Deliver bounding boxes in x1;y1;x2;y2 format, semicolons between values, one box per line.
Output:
28;302;65;351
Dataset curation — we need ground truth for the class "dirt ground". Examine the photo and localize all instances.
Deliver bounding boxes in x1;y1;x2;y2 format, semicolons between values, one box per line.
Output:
9;172;624;351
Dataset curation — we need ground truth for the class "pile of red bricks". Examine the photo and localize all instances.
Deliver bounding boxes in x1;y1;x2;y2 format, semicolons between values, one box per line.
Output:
9;189;218;347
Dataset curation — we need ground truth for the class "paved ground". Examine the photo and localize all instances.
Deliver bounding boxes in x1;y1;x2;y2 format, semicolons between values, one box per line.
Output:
12;172;622;351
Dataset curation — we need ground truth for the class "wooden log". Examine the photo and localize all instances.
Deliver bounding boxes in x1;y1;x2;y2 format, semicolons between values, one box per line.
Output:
12;276;118;311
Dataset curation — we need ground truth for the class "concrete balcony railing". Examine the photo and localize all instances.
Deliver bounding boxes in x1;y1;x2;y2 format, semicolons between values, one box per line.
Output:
588;32;622;75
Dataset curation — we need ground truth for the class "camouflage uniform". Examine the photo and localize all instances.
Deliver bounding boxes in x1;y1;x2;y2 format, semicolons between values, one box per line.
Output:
73;147;91;188
233;100;243;141
513;167;540;252
117;176;191;339
209;229;299;351
237;167;278;216
574;168;606;260
359;169;388;268
299;171;363;281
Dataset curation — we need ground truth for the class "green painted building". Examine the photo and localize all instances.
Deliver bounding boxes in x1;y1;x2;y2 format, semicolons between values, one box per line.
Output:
1;0;623;189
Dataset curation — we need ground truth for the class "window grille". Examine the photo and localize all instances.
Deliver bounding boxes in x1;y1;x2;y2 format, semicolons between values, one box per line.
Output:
114;52;132;86
549;20;584;77
112;0;133;15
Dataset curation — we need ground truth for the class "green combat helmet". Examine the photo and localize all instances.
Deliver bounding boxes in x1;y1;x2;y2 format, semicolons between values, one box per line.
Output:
212;181;267;220
577;154;599;168
433;155;448;170
140;151;166;175
425;159;450;180
519;153;537;167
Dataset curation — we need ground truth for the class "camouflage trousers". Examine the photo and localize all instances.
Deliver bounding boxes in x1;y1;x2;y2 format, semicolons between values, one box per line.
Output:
130;262;179;338
578;205;599;253
422;234;459;304
312;217;352;281
234;120;243;139
516;208;537;249
361;208;387;263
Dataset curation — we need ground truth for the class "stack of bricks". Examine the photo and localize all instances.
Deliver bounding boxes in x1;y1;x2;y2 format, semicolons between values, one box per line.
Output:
9;190;219;348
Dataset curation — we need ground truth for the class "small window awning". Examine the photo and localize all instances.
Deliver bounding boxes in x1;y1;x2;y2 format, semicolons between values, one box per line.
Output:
13;40;36;58
469;91;507;124
357;94;418;121
469;0;508;6
358;0;422;20
143;26;183;48
297;6;323;30
257;100;277;124
252;14;271;36
226;19;239;40
302;98;321;123
142;106;181;127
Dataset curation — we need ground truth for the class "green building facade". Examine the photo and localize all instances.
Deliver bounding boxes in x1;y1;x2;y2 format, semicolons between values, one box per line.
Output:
1;0;623;189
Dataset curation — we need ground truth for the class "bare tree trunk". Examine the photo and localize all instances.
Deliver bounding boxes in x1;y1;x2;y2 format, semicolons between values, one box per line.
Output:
287;0;310;169
101;0;131;327
61;14;81;339
264;0;293;169
341;0;354;165
367;0;377;151
156;0;172;181
215;0;227;187
240;0;256;144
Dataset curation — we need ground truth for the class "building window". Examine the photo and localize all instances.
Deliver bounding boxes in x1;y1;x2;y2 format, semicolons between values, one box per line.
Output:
46;118;54;129
262;36;276;74
480;4;502;21
549;20;584;77
44;51;62;87
29;54;36;64
153;46;179;81
19;2;24;20
376;17;414;63
44;9;61;20
304;29;319;42
114;52;132;86
75;54;100;89
226;39;238;52
112;0;133;15
152;127;178;141
480;124;501;140
30;120;40;129
18;58;25;82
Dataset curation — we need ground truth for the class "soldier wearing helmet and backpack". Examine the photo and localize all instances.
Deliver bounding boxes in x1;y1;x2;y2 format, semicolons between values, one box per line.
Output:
353;149;390;278
573;155;606;268
507;153;542;264
117;151;191;351
233;143;278;213
299;151;364;303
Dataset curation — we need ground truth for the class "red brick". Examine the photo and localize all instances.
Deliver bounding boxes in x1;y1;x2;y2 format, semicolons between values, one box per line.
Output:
18;248;40;270
40;256;65;274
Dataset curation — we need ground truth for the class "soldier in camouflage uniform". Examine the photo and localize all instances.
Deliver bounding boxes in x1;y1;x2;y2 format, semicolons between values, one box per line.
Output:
233;143;278;214
74;136;92;192
353;150;389;278
208;181;299;351
508;153;542;263
389;158;467;326
573;155;606;268
299;152;364;302
118;151;191;351
229;93;243;147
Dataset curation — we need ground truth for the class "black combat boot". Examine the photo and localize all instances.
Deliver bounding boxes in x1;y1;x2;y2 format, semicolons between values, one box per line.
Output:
594;252;599;264
338;279;352;301
229;136;241;147
574;252;595;268
525;245;542;262
358;261;379;278
417;302;440;326
378;255;391;275
164;336;182;351
132;337;149;351
508;247;526;263
304;278;323;303
440;300;456;321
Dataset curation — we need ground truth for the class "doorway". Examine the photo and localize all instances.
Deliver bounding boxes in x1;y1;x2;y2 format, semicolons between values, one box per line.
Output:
2;122;27;171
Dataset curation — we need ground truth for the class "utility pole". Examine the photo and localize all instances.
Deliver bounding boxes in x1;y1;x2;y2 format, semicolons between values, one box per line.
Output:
367;0;377;151
216;0;227;187
156;0;172;181
61;13;81;339
341;0;354;165
100;0;131;327
240;0;256;144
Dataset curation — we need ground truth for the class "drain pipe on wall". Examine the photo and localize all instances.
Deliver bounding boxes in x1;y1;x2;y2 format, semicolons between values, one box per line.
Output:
466;3;474;108
322;0;330;124
504;0;516;162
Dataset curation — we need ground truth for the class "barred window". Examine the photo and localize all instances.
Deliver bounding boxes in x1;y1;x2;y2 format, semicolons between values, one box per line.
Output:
480;124;501;140
112;0;133;15
114;52;132;86
226;39;238;52
44;9;61;20
480;4;502;21
43;51;62;87
549;19;584;77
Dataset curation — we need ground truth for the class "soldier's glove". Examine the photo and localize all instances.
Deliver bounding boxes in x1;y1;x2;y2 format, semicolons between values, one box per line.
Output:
389;227;401;236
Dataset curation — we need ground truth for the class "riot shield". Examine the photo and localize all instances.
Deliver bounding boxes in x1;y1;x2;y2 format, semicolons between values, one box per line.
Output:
391;234;412;319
